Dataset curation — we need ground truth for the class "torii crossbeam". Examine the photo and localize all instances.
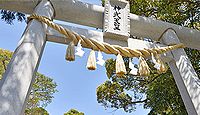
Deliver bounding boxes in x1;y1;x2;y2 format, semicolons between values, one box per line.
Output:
0;0;200;115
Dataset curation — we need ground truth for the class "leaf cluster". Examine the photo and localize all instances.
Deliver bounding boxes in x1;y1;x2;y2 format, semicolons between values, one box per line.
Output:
0;48;13;79
26;73;58;109
25;107;49;115
97;58;147;112
0;10;26;24
64;109;84;115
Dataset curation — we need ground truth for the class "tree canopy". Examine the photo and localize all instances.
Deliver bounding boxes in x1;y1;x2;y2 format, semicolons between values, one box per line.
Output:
97;0;199;114
64;109;84;115
25;107;49;115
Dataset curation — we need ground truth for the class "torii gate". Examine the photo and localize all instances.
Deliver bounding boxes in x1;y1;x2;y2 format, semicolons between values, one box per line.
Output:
0;0;200;115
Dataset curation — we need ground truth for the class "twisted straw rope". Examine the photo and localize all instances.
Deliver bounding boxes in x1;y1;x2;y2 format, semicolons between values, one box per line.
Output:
28;14;185;58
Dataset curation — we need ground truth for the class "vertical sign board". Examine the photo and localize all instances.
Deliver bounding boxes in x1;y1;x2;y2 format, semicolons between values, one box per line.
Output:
103;0;130;40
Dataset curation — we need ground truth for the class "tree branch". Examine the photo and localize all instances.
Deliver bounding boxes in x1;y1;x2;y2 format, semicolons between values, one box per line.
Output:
111;96;147;105
1;60;7;71
130;99;147;104
140;75;160;87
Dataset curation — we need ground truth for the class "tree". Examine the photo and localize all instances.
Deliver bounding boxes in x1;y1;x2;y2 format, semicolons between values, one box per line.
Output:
64;109;84;115
0;48;12;79
25;107;49;115
0;48;57;114
97;0;199;114
0;9;26;24
26;73;58;108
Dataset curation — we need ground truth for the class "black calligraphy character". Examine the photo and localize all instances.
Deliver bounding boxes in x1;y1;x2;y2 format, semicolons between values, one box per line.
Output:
114;5;121;11
113;5;121;31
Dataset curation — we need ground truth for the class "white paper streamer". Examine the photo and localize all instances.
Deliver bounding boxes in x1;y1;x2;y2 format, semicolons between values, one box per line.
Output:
97;51;105;66
151;53;161;70
129;61;138;75
75;40;85;57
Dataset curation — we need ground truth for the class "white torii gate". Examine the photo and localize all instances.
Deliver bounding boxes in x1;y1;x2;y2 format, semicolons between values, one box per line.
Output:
0;0;199;115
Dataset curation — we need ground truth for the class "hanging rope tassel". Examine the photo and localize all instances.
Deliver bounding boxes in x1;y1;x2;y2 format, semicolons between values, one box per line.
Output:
138;56;150;76
156;55;168;73
65;41;75;61
86;50;97;70
27;14;185;76
116;54;126;76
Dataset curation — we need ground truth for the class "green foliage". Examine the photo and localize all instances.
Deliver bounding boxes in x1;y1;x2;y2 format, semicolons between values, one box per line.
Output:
97;80;140;113
0;48;13;79
26;73;58;108
64;109;84;115
128;0;199;29
0;10;26;24
0;48;57;114
98;0;200;114
144;71;187;114
25;107;49;115
97;58;147;112
185;48;200;75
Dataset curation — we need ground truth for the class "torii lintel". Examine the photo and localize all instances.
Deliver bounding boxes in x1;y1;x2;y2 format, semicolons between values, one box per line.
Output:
0;0;200;50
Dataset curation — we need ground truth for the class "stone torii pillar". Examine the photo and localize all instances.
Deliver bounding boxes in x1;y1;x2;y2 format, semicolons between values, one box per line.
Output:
0;0;54;114
161;29;200;115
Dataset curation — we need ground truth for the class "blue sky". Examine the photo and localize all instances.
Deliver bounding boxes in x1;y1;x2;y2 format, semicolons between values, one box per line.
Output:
0;0;149;114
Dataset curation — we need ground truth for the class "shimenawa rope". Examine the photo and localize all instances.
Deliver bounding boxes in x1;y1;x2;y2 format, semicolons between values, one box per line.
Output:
27;14;185;76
